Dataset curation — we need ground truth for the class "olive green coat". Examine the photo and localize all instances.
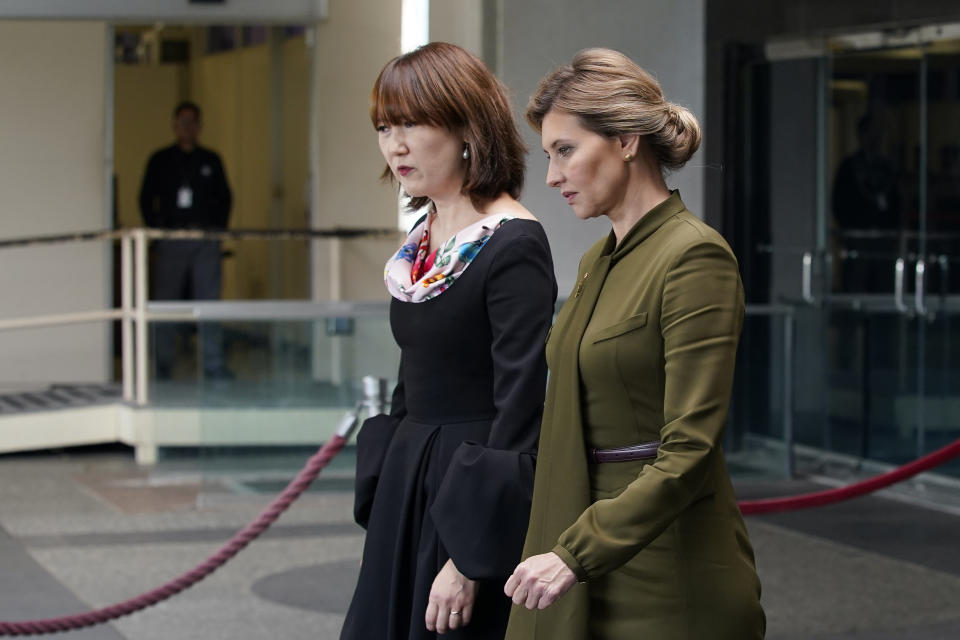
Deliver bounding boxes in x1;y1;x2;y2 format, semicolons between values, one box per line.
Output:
505;192;764;640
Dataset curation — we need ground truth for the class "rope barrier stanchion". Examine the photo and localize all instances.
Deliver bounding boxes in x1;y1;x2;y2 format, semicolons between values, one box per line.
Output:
0;390;379;636
739;437;960;515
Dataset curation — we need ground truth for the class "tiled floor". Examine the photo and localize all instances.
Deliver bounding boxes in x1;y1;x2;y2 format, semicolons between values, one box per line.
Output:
0;446;958;639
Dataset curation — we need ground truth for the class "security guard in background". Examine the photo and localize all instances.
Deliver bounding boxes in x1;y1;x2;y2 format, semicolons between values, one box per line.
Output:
139;101;232;380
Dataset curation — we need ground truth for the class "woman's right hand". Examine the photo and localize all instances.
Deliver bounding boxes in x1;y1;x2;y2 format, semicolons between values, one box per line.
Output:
425;558;477;634
504;551;577;610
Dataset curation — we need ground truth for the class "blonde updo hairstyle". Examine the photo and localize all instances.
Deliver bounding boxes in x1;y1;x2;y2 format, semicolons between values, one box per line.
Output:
526;48;701;172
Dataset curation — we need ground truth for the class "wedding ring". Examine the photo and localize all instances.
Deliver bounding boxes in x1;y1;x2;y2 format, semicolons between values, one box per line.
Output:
450;611;461;616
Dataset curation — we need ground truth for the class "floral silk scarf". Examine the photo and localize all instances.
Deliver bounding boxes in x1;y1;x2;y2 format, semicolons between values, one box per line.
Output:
385;213;513;302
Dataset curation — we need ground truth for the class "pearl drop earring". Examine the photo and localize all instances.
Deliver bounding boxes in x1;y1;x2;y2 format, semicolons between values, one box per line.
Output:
462;145;470;161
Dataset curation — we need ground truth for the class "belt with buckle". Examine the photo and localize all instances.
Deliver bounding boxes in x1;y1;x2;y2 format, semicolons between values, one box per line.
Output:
590;440;660;463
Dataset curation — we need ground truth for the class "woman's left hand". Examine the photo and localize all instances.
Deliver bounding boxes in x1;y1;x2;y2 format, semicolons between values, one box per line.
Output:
426;558;477;634
503;551;577;610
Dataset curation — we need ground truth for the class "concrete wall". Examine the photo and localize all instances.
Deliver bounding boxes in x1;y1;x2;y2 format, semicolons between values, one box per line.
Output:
311;0;403;303
431;0;484;58
499;0;706;294
0;21;109;386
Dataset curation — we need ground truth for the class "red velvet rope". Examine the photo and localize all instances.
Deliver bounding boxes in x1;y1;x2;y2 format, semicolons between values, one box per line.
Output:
2;435;958;634
0;434;348;636
738;438;960;515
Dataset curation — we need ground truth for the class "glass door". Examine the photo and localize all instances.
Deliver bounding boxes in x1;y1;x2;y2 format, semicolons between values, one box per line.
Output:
920;46;960;475
733;32;960;478
825;47;923;464
730;54;828;472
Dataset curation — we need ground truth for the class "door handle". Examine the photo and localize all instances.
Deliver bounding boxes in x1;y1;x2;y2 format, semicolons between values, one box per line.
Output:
938;255;950;295
915;259;928;316
894;258;909;314
802;252;815;305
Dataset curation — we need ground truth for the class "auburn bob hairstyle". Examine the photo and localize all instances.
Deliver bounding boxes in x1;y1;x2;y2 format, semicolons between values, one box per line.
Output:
371;42;525;211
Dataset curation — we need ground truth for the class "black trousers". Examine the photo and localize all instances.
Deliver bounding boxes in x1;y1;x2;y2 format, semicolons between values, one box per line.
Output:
151;239;225;376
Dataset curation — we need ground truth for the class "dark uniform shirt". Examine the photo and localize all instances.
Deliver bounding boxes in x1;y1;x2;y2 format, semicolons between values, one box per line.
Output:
138;144;232;229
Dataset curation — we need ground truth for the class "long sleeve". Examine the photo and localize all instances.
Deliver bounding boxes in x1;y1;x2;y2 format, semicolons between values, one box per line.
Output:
207;153;232;229
138;153;162;228
353;356;407;529
484;232;556;452
555;240;744;580
430;231;557;579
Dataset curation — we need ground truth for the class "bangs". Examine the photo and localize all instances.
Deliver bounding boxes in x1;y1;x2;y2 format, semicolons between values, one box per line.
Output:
368;42;525;209
370;56;454;129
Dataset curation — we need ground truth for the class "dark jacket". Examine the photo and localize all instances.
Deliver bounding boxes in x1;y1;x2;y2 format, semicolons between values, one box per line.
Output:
138;144;231;229
342;218;558;640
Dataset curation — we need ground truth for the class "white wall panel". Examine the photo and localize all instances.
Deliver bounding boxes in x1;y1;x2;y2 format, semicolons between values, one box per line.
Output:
0;20;110;385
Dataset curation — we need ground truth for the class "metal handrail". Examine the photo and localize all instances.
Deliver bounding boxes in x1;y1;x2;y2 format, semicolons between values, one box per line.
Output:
0;227;399;405
0;225;400;250
834;228;960;241
0;309;124;332
0;227;799;475
0;302;393;330
756;243;950;264
742;304;796;476
145;300;390;321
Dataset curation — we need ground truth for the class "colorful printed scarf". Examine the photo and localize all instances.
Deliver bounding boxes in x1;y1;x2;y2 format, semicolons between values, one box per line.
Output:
385;213;513;302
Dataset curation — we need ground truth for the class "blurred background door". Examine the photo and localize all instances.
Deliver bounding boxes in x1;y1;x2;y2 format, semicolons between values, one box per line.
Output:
732;29;960;477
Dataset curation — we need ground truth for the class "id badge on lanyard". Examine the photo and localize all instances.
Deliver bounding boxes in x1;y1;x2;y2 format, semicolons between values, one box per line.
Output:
177;185;194;209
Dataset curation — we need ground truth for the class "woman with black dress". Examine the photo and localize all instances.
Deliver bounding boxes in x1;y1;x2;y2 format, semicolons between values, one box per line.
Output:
340;42;557;640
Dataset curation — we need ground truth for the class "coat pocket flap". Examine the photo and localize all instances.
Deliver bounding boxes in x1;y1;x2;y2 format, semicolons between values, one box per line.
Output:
592;312;648;343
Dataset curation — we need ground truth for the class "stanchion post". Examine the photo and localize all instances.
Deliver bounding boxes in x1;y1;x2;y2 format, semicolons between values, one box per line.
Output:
333;377;387;444
330;237;343;386
335;410;361;440
783;310;795;478
121;232;134;403
362;375;388;416
134;228;149;406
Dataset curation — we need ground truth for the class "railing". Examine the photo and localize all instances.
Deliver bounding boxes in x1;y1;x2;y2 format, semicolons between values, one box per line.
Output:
4;226;952;482
0;226;799;474
740;304;796;476
740;241;960;480
0;227;399;406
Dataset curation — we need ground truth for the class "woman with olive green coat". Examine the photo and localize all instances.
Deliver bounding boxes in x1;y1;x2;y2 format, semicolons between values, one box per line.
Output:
505;192;764;640
504;48;764;640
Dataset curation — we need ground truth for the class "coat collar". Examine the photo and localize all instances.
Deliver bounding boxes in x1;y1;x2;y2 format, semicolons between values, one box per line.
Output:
599;190;686;262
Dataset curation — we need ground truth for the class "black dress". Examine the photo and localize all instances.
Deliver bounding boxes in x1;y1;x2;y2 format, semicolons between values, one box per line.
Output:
341;219;557;640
